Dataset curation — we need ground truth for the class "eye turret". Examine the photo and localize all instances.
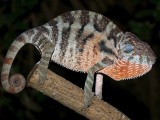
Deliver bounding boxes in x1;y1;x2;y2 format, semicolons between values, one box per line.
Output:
123;43;134;53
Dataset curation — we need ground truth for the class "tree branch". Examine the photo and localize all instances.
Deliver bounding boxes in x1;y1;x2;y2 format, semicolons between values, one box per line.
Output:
27;65;131;120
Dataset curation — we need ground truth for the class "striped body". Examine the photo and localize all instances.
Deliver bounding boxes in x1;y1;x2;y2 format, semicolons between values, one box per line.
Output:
50;11;122;72
1;10;156;108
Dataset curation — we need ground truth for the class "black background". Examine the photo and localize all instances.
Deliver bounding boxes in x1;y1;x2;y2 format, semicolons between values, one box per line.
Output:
0;0;160;120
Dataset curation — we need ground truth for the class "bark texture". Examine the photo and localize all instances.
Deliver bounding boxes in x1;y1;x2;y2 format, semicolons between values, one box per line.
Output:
27;66;131;120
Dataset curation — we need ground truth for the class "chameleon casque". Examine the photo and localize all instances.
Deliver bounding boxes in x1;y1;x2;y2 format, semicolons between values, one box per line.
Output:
1;10;156;108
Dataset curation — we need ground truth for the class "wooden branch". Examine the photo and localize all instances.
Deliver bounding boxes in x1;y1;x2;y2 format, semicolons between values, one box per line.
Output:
27;66;131;120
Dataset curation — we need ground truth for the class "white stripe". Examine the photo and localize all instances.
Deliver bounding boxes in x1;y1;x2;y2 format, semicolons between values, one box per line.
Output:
97;14;103;21
52;16;69;61
71;11;81;23
2;64;11;74
116;32;123;38
63;21;81;66
89;11;95;23
43;23;53;43
84;23;95;33
24;29;38;43
60;11;82;66
104;21;116;35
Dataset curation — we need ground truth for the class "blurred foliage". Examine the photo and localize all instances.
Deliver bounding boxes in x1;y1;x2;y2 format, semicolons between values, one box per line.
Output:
0;0;160;120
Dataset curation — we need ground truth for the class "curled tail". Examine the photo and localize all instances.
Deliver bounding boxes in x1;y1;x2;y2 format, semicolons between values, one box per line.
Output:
1;34;28;93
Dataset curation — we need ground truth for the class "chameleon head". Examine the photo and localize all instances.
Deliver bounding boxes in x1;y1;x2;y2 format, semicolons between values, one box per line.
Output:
100;32;156;80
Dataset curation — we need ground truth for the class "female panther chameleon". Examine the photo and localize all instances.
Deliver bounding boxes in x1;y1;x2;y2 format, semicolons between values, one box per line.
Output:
1;10;156;108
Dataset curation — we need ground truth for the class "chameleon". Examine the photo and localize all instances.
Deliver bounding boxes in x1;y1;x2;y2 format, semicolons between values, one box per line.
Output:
1;10;156;108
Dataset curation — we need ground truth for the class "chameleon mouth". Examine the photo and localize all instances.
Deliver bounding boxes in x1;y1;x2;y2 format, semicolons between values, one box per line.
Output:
99;60;150;81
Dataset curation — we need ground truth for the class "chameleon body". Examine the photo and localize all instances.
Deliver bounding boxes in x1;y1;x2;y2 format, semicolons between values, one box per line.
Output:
1;10;156;108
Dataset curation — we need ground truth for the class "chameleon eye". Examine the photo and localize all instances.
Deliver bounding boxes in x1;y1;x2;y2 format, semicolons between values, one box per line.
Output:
124;44;134;53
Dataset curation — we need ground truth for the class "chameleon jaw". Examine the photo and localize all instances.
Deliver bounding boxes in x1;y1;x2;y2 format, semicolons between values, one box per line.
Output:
99;60;151;81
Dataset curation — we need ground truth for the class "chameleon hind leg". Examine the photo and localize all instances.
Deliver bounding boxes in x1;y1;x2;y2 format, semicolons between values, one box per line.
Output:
83;58;113;108
37;41;54;84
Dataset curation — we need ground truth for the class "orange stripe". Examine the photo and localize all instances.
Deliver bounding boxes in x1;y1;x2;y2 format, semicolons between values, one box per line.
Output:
9;45;17;52
99;60;149;80
4;58;13;64
1;74;8;81
17;35;26;43
8;87;16;93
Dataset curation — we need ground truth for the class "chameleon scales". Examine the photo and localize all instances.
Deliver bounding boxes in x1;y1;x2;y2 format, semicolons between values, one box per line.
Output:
1;10;156;108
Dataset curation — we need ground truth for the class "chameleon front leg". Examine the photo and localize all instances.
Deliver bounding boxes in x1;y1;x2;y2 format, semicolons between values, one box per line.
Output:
83;58;114;108
84;62;106;108
37;41;54;84
95;73;103;99
84;62;105;108
83;68;95;108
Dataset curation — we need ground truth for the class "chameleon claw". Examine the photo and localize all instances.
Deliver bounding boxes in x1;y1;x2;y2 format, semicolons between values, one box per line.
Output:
38;68;47;85
83;91;94;109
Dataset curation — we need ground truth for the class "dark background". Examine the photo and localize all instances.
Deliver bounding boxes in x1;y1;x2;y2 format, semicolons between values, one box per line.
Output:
0;0;160;120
